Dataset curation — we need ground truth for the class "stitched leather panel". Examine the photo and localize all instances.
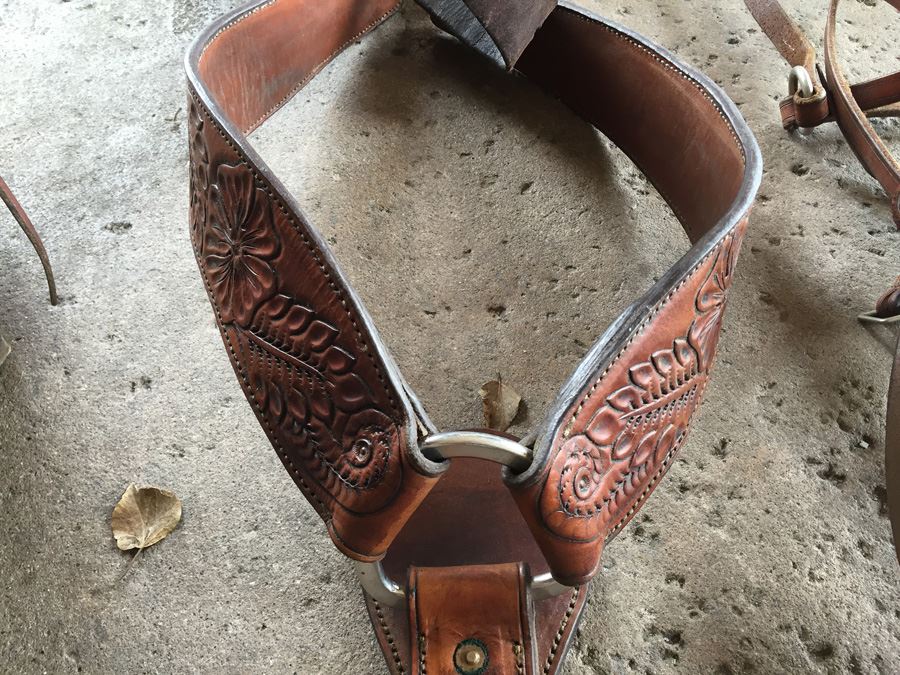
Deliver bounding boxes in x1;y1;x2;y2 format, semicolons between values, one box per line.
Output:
511;221;747;585
408;563;534;675
185;3;761;670
506;4;758;586
187;27;443;559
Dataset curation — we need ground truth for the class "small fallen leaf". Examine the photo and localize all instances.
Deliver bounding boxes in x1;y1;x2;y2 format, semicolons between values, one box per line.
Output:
111;484;182;552
479;377;522;432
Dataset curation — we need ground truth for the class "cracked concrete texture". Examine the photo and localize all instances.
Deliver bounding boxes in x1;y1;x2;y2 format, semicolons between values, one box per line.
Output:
0;0;898;673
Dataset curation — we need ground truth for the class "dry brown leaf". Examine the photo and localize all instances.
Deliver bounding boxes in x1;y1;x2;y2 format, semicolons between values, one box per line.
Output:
111;484;182;552
479;377;522;432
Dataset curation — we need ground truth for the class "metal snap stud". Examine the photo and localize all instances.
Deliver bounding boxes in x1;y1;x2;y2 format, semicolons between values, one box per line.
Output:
453;638;488;674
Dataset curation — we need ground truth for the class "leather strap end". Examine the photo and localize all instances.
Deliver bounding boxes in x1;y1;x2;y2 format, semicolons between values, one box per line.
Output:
417;0;556;69
326;459;444;562
408;563;536;674
0;177;58;306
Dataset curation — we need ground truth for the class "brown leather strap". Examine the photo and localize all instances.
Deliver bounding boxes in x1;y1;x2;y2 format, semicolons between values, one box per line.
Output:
745;0;900;226
744;0;818;76
506;4;754;585
408;563;535;674
189;0;444;563
779;73;900;130
746;0;900;563
888;333;900;564
0;176;58;305
823;0;900;226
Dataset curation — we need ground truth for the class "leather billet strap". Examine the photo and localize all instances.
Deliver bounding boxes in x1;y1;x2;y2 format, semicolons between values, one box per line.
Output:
0;176;58;305
407;564;535;673
186;0;760;672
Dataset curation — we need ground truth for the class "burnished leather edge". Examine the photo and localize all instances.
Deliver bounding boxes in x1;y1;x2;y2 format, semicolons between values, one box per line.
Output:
185;0;442;477
503;2;761;585
507;1;762;488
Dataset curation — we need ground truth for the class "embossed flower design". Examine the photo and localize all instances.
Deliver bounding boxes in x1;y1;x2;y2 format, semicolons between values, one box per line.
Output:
690;233;741;370
541;433;623;541
204;163;280;326
337;409;397;491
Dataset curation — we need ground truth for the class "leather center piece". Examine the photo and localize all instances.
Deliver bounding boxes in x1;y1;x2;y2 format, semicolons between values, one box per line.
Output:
408;563;535;674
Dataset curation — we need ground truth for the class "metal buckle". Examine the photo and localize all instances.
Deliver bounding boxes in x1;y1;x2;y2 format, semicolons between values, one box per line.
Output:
355;431;572;606
787;65;820;136
788;65;815;98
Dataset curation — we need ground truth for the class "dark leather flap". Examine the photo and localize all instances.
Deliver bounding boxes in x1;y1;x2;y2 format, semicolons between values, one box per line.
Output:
417;0;556;69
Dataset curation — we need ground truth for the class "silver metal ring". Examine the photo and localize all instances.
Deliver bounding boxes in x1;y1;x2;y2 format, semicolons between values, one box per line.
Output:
420;430;533;473
355;560;405;607
354;433;548;607
788;65;815;98
531;572;572;601
355;561;572;607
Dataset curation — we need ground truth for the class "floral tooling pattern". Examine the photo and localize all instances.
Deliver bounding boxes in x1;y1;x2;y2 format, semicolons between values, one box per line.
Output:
188;108;403;514
204;163;280;327
539;232;742;542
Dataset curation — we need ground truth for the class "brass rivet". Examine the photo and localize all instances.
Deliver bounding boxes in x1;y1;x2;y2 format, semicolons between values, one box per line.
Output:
453;639;488;674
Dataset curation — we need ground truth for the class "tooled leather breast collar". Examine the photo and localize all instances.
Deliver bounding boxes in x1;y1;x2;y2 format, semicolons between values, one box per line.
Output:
185;1;761;672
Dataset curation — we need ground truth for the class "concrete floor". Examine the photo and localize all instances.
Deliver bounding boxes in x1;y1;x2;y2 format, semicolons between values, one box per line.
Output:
1;0;898;673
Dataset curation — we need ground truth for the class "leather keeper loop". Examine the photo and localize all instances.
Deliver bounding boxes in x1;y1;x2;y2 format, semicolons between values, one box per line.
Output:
407;563;536;675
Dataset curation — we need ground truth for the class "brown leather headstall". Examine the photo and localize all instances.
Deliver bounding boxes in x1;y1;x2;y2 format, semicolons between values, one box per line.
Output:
185;1;761;671
745;0;900;562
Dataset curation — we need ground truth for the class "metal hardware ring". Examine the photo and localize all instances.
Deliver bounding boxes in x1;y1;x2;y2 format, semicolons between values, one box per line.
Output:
788;65;815;98
420;430;532;472
354;430;572;606
355;561;571;607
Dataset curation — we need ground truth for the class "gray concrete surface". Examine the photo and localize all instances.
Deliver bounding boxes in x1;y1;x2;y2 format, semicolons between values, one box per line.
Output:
1;0;898;672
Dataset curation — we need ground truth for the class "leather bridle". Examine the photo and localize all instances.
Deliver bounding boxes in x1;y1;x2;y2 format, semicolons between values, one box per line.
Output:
185;0;761;672
745;0;900;563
